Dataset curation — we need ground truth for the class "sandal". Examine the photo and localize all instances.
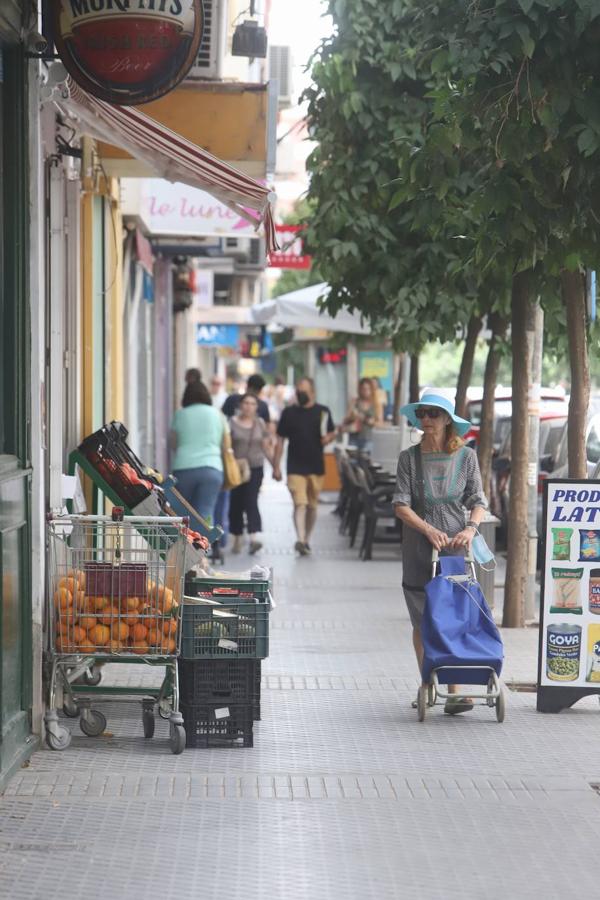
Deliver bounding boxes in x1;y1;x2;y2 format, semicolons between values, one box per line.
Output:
444;698;474;715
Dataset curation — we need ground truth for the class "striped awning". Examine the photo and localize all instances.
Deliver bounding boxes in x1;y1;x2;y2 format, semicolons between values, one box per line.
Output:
58;77;277;254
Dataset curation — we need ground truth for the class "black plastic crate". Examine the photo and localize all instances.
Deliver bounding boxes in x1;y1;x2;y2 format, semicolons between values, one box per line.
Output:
179;659;255;704
178;658;261;720
181;701;253;748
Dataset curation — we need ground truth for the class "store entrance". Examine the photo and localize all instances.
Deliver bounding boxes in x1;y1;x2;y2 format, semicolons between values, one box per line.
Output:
0;46;34;786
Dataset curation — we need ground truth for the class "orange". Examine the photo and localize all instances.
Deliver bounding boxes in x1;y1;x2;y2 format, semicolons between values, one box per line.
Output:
110;621;129;642
68;568;86;589
56;635;77;653
146;627;161;646
78;615;97;631
130;640;149;655
88;624;110;646
131;623;148;642
107;639;124;653
80;596;95;615
164;637;176;654
124;611;140;626
162;618;177;637
120;595;140;612
78;642;96;654
53;587;72;610
58;576;78;596
93;596;109;612
74;589;86;610
99;605;121;626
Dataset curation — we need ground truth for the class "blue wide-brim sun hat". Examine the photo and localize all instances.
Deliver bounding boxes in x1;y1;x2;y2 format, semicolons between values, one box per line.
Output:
399;392;472;437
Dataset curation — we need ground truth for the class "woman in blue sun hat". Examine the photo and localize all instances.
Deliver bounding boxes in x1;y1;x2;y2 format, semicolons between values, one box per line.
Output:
393;391;488;715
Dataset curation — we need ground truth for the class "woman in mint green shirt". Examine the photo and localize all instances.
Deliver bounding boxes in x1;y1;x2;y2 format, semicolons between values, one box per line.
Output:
170;381;226;522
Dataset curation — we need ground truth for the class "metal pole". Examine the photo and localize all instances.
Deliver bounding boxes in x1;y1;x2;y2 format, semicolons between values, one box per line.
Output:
525;302;544;621
399;352;411;451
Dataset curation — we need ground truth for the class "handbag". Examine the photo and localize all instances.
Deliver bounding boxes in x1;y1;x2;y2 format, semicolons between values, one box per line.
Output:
233;419;257;486
221;424;243;491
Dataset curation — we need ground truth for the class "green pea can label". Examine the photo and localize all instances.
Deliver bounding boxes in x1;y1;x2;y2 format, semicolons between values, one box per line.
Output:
546;623;582;682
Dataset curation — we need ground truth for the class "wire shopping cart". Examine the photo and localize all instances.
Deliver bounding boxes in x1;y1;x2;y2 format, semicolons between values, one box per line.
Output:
45;510;189;754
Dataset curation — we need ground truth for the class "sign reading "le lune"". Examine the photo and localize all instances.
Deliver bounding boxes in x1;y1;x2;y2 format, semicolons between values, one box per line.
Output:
53;1;204;105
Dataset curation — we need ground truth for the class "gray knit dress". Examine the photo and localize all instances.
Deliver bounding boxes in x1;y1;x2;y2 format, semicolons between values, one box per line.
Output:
393;445;488;627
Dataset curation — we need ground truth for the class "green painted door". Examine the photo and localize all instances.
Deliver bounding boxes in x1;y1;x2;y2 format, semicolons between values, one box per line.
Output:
0;46;33;783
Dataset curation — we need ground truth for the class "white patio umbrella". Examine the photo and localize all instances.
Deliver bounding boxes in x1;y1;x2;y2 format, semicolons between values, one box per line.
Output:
251;283;371;335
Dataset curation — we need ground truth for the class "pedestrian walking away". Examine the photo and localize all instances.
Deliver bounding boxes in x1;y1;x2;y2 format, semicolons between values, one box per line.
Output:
393;392;488;714
169;380;226;523
229;393;274;555
273;376;336;556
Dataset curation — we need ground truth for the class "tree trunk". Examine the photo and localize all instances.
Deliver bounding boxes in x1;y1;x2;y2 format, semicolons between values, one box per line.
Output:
392;352;406;425
409;354;420;403
478;312;507;500
562;269;590;479
455;314;483;418
503;270;532;628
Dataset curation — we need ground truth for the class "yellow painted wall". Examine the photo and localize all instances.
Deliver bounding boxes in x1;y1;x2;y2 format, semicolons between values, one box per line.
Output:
97;83;267;172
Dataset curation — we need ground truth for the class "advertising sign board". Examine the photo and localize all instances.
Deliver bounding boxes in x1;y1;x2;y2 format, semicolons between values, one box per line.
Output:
537;479;600;711
53;1;203;105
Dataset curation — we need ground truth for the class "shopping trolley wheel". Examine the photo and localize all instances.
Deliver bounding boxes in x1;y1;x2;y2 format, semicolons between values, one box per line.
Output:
495;688;506;723
427;684;437;708
46;725;72;751
142;708;155;739
63;697;80;718
417;686;427;722
83;665;102;686
158;699;172;720
169;723;186;755
79;709;107;737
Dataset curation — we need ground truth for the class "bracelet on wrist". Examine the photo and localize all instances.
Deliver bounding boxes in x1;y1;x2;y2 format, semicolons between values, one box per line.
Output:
466;522;479;533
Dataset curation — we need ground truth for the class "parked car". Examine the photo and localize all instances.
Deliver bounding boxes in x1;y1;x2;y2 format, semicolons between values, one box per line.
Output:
464;386;567;450
490;412;568;544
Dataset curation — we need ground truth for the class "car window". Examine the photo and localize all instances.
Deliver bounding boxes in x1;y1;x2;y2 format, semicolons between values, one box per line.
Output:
587;424;600;465
553;423;568;470
542;419;567;458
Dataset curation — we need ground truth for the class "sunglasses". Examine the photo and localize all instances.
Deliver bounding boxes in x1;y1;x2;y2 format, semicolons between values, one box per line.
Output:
415;407;442;420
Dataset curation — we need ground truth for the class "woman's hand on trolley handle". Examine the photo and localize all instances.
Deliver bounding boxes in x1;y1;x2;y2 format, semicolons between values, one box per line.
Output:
424;524;450;551
449;527;476;551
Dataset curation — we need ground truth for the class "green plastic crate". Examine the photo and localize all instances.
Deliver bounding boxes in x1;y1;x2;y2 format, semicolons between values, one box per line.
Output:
181;597;270;660
184;576;270;603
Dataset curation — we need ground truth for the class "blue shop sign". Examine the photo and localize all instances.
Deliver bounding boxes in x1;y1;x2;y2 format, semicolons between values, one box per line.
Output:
196;324;240;347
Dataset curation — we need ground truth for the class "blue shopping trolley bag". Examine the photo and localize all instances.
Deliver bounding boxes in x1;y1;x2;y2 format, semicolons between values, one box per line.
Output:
421;555;504;685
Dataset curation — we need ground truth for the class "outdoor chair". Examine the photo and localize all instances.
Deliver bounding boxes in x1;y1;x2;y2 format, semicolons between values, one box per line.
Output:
353;467;401;561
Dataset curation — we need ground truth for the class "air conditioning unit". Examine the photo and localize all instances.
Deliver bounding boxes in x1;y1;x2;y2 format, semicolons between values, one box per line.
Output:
269;45;293;108
236;238;266;272
186;0;226;81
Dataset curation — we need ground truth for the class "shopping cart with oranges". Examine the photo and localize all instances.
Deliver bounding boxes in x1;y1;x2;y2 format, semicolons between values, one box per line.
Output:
45;510;189;754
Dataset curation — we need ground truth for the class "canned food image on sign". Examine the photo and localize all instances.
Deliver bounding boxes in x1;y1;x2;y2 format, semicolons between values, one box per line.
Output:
589;569;600;614
586;625;600;682
546;623;582;682
53;1;204;105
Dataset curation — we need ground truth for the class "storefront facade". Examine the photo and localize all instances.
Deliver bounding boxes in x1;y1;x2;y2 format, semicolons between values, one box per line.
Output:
0;18;36;787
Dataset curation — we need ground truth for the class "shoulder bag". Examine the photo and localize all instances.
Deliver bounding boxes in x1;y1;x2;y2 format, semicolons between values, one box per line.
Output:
221;417;243;491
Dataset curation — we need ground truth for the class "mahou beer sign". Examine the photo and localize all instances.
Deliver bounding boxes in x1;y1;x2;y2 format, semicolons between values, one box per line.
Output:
53;1;203;105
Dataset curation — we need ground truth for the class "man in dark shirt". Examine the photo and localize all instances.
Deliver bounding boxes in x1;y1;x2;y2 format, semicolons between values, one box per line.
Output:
273;377;336;555
222;373;270;423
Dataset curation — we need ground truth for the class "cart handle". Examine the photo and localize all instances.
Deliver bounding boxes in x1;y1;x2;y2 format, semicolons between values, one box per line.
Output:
47;514;190;525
